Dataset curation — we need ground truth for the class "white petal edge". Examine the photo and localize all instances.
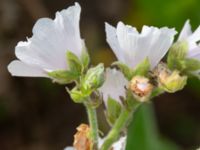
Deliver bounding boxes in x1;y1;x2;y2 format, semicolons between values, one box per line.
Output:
105;22;125;63
116;22;140;67
146;27;177;68
178;20;192;41
8;60;47;77
188;25;200;43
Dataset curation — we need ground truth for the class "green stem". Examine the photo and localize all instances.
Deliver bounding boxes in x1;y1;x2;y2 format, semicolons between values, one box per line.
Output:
100;108;130;150
85;103;99;150
100;102;141;150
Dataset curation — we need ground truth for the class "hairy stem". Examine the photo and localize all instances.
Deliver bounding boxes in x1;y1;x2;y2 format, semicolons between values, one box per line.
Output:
100;103;141;150
85;103;99;150
100;108;130;150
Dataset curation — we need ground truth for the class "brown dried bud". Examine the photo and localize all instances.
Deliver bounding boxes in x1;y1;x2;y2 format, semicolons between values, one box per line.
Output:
129;76;154;100
73;124;92;150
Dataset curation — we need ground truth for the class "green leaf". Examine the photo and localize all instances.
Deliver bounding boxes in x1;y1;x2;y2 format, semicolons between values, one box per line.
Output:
112;62;133;80
126;104;179;150
81;48;90;71
167;41;188;70
81;63;105;95
106;97;122;126
133;58;150;76
48;70;79;84
66;51;82;74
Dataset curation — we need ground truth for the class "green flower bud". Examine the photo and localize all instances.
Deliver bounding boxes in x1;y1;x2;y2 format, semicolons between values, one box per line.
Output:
158;69;187;93
67;87;86;103
81;64;105;95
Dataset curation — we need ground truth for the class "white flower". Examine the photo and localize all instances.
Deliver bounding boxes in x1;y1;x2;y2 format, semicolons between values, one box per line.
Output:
8;3;84;77
105;22;177;69
99;68;128;105
64;136;127;150
178;20;200;60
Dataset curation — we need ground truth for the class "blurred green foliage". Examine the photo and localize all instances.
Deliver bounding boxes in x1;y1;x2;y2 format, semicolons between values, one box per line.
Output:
126;104;180;150
126;0;200;30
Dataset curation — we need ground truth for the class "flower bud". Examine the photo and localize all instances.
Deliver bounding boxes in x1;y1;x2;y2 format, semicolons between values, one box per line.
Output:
129;76;154;102
67;87;86;103
155;64;187;93
81;63;105;94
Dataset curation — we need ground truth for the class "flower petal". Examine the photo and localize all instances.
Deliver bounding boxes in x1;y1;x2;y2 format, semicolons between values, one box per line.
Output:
116;22;139;67
8;60;47;77
146;27;177;68
106;22;176;69
188;25;200;43
105;22;124;63
99;68;128;105
187;46;200;59
15;3;83;71
178;20;192;41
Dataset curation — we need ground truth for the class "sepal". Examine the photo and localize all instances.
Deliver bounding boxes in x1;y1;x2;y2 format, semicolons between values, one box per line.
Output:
132;58;150;77
150;88;164;99
125;89;141;111
66;51;82;74
105;97;122;126
112;58;150;81
67;87;87;103
48;70;79;84
80;48;90;72
112;62;133;80
167;41;188;70
179;58;200;73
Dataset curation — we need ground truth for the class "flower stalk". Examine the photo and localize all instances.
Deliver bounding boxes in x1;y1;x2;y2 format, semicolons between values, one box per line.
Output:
100;103;141;150
100;109;129;150
84;102;99;150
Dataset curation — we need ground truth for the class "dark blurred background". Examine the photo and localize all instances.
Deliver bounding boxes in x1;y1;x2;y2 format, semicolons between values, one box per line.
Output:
0;0;200;150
